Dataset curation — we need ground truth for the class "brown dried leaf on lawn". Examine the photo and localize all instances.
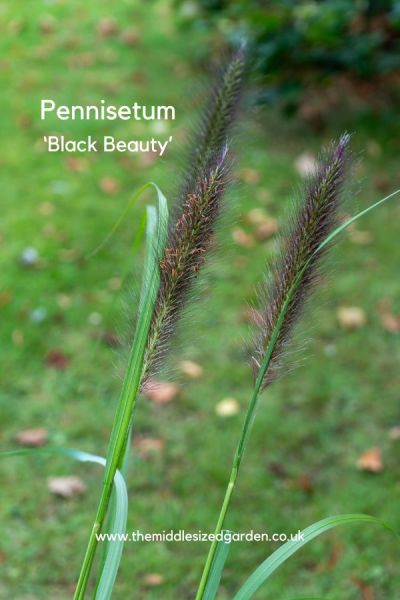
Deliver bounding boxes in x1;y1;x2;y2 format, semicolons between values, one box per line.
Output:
215;398;240;417
137;152;158;168
245;208;269;226
232;227;254;248
388;426;400;440
179;360;203;379
45;349;70;370
239;168;261;184
0;291;12;308
12;330;24;347
97;18;119;37
99;177;120;195
48;476;87;498
143;380;180;405
337;306;367;330
245;209;279;241
347;223;373;245
377;299;400;333
39;16;56;35
381;312;400;333
351;576;375;600
286;473;314;495
68;53;96;69
254;220;279;242
120;28;140;47
57;294;72;309
356;448;383;473
134;436;165;459
65;157;88;173
15;428;48;447
326;542;343;570
143;573;164;587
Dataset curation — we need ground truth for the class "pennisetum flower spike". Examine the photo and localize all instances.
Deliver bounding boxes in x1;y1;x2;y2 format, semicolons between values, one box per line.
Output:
253;133;350;386
73;47;247;599
196;133;351;599
188;43;247;180
142;146;229;385
142;46;247;384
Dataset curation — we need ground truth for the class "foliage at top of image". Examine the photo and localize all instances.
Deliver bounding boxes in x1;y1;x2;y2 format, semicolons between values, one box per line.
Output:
177;0;400;110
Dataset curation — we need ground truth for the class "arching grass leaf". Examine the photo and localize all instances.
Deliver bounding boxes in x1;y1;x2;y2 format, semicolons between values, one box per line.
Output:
232;514;397;600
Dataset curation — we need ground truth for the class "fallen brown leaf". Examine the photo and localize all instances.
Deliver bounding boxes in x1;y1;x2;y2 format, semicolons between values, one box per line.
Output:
297;473;314;494
381;312;400;333
245;208;269;226
97;18;119;37
48;476;87;498
239;168;261;184
135;436;165;459
286;473;314;494
337;306;366;330
179;360;203;379
326;542;343;570
377;299;400;333
68;53;95;69
351;576;375;600
143;380;180;405
12;329;24;347
57;294;72;309
120;28;140;47
0;290;12;308
232;227;254;248
100;177;120;195
215;398;240;417
254;219;279;242
45;349;70;370
15;428;48;447
348;224;373;245
65;157;88;173
17;113;32;129
357;448;383;473
143;573;164;587
39;16;56;35
137;152;157;168
388;426;400;440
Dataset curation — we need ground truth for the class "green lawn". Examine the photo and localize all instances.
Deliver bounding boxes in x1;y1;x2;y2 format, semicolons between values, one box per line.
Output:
1;2;400;599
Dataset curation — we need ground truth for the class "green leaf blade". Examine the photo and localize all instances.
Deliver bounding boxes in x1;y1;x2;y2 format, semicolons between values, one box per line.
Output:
232;514;397;600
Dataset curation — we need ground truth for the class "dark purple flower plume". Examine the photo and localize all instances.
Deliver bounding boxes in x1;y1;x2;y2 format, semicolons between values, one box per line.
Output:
142;48;247;384
252;134;350;388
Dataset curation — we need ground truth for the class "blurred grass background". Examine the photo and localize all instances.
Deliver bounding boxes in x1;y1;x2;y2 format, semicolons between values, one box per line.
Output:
1;1;400;599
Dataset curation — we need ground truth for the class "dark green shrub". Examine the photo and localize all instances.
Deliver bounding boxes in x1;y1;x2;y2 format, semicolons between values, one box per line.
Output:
177;0;400;111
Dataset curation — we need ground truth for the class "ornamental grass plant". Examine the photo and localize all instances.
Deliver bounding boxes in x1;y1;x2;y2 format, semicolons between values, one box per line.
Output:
2;48;399;600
